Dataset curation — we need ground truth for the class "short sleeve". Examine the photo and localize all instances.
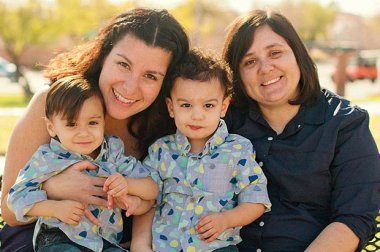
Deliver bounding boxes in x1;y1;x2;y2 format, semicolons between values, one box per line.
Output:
143;141;164;204
234;138;271;211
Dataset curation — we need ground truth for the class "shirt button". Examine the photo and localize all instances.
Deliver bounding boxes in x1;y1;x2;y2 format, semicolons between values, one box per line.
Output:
258;161;263;167
190;197;196;203
297;124;302;128
181;227;186;232
259;221;265;227
209;163;216;169
267;137;273;141
257;249;262;252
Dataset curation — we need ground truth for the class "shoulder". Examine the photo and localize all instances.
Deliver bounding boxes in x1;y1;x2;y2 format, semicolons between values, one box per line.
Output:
320;89;369;125
105;135;124;146
225;103;250;130
221;133;255;152
148;134;176;152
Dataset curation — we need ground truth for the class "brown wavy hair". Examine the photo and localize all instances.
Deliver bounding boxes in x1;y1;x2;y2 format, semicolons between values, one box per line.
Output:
45;8;189;157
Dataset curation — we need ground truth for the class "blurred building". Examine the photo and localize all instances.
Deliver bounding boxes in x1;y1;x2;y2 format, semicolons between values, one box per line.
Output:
328;12;379;50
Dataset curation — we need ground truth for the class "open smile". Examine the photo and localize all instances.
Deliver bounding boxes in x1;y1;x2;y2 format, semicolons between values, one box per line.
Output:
113;89;138;104
261;76;281;86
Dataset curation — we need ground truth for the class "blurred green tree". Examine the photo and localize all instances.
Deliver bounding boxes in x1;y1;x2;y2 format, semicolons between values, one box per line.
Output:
0;0;121;98
278;0;335;42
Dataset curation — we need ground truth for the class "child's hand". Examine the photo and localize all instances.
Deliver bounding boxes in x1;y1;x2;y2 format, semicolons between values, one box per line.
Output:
103;173;128;198
196;212;227;243
114;194;142;217
53;200;85;225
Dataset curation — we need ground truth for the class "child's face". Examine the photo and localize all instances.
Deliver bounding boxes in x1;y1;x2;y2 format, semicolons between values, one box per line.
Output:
45;95;105;157
166;77;230;150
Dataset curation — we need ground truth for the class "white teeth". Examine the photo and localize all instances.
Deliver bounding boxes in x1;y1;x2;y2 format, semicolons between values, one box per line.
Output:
262;77;281;86
113;89;137;104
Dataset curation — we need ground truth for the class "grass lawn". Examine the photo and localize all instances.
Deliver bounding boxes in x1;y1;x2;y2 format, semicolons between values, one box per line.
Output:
0;94;30;108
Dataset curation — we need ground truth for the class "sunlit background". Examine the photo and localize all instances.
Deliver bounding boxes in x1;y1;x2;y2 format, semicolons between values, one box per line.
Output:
0;2;380;250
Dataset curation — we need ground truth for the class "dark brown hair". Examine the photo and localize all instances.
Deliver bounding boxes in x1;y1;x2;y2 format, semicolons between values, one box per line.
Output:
167;48;233;98
222;9;320;108
45;8;189;157
45;75;105;122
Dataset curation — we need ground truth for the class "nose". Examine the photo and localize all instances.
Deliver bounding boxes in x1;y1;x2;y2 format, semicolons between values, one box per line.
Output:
191;106;205;121
258;58;274;74
122;75;139;94
77;126;90;137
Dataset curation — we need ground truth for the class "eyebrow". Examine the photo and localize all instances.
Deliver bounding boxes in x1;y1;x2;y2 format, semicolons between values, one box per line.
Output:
244;43;285;58
176;98;219;103
116;53;165;77
86;115;103;120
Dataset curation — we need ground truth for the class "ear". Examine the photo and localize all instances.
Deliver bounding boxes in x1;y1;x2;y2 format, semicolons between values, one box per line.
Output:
165;97;175;118
45;117;57;138
220;96;231;118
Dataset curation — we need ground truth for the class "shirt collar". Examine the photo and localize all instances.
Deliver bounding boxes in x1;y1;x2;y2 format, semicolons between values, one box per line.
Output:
248;90;327;126
302;90;327;125
174;119;230;157
49;137;108;161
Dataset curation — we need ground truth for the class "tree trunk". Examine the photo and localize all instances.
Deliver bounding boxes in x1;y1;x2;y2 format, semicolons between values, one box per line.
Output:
15;65;33;99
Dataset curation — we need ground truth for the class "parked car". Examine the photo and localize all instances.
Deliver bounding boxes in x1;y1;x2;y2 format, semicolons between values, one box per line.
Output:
346;56;378;83
0;57;17;81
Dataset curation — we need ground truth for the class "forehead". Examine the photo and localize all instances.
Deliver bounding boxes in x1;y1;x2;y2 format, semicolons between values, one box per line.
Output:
251;25;289;49
171;77;225;97
110;34;171;74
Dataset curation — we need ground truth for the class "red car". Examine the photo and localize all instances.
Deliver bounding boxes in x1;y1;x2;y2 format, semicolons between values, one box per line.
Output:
346;57;378;83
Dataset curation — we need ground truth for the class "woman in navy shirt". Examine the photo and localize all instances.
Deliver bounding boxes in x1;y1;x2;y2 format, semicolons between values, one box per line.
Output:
223;9;380;251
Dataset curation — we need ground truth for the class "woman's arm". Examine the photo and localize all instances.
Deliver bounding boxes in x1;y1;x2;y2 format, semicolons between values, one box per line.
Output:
130;208;155;252
306;222;359;251
1;87;51;225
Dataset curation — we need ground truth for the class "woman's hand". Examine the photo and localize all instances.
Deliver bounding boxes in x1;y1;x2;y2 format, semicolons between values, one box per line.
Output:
43;160;107;206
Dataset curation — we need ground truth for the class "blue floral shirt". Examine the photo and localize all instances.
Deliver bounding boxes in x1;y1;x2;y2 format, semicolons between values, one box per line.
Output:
143;120;271;252
8;135;149;252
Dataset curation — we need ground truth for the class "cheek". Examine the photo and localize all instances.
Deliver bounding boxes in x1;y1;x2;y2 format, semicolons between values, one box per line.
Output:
142;83;162;102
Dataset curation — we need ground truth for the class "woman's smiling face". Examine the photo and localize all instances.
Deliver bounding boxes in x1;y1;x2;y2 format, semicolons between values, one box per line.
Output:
99;34;172;120
239;25;300;109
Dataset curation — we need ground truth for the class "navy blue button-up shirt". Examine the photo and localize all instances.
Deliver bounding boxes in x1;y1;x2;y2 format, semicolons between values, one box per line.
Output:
225;89;380;252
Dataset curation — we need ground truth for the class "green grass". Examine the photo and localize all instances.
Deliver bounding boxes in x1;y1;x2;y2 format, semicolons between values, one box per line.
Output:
0;94;30;108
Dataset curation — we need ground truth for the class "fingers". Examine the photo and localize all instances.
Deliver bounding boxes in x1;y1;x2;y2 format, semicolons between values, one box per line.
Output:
196;216;220;242
196;220;214;235
89;185;107;198
108;183;128;197
84;206;101;226
107;194;115;209
91;176;107;187
202;229;219;243
70;160;97;171
104;174;128;197
197;222;219;242
87;196;108;208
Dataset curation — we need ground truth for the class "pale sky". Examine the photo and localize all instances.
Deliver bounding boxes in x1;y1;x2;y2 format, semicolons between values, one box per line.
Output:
139;0;380;17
